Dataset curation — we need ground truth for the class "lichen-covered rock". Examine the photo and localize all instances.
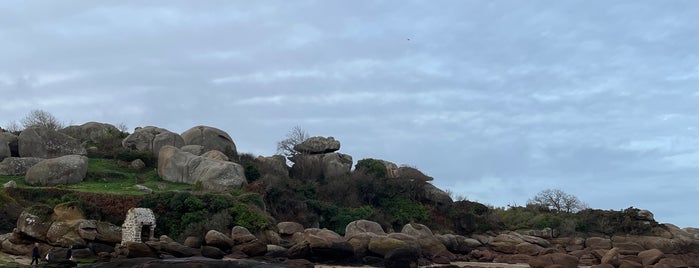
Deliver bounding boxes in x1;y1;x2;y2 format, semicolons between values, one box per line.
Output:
636;209;654;221
0;233;35;255
0;140;9;161
122;126;184;157
46;221;86;247
293;136;340;154
289;152;352;180
181;125;237;158
116;241;158;258
201;150;229;161
2;180;16;188
586;237;612;250
529;252;579;268
201;245;225;259
95;221;122;243
345;220;386;239
183;236;202;248
638;248;664;266
321;153;352;178
257;155;289;179
230;226;256;244
0;132;18;159
25;155;88;186
158;145;246;191
420;183;453;208
16;206;53;241
384;246;420;268
368;236;409;257
59;122;120;144
204;230;234;251
78;220;97;240
0;157;43;175
287;230;354;261
277;222;305;236
436;234;482;253
161;241;197;257
180;145;205;156
18;127;86;158
401;223;433;238
397;166;433;181
129;159;146;170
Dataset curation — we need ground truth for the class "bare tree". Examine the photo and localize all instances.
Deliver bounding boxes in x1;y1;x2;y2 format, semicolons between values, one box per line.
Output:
21;109;64;130
3;120;22;133
527;189;587;213
276;126;309;158
116;122;129;133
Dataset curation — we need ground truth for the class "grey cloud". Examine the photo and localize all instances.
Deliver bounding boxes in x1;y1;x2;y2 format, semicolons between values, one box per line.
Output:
2;1;699;227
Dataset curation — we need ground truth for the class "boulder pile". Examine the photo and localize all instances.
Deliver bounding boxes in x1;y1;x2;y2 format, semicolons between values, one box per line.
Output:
6;215;697;267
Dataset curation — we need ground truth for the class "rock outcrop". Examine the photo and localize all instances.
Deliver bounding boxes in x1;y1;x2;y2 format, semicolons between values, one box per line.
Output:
14;204;122;248
158;145;247;191
122;126;184;157
59;122;120;144
289;152;352;179
0;157;43;175
0;138;9;161
397;166;434;181
181;126;237;158
24;155;88;186
256;155;289;179
18;127;86;158
0;132;18;159
293;136;340;154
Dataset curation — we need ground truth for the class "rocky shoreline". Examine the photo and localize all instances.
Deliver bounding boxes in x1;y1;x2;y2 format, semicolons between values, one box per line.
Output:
2;216;698;267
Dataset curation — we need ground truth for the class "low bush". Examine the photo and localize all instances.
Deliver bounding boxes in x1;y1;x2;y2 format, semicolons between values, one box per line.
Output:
355;158;387;178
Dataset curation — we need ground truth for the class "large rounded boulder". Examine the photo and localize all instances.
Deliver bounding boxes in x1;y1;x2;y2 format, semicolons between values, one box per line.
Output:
158;145;247;191
59;122;121;144
25;155;88;186
0;132;18;158
18;127;86;158
0;139;9;161
293;136;340;154
0;157;43;175
16;205;54;241
122;126;184;157
345;220;387;239
181;126;237;159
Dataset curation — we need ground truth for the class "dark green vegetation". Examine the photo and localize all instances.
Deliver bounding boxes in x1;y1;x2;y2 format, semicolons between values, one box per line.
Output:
0;152;660;240
0;116;659;240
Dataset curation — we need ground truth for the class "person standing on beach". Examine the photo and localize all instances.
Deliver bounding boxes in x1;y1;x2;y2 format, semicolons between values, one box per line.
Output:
30;243;40;265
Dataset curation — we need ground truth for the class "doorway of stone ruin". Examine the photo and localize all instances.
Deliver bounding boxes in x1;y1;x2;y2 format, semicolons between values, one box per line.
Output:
141;225;150;242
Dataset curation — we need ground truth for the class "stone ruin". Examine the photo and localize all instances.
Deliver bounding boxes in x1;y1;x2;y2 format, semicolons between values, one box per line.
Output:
121;207;156;245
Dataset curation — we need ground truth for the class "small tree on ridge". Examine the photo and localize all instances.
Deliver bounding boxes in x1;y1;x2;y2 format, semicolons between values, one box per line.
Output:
276;126;309;158
527;189;588;213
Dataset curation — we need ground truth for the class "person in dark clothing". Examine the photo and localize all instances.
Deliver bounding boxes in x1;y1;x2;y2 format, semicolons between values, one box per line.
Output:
66;245;73;261
30;243;40;265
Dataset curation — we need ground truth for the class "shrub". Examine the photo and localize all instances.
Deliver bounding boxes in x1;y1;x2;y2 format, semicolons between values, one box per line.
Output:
184;196;205;211
380;196;428;228
231;203;272;233
322;204;374;234
355;158;387;178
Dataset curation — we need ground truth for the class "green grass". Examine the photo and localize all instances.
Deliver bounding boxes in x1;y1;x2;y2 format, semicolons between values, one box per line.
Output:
2;158;192;195
0;175;27;187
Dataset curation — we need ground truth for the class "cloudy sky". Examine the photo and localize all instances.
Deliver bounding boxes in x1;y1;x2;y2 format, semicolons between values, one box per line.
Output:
1;1;698;228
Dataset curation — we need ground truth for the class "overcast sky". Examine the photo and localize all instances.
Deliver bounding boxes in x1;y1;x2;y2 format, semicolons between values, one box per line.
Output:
1;1;698;228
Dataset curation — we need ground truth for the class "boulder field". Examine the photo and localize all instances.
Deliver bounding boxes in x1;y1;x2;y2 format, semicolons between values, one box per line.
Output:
2;211;698;267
